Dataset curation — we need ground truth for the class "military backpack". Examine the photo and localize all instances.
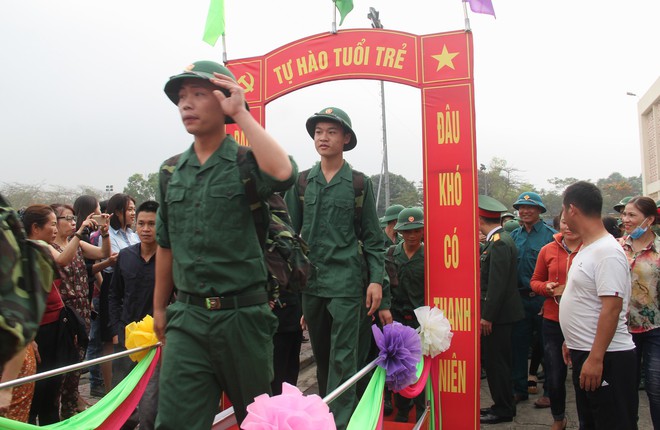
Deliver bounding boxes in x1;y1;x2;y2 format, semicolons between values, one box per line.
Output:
0;194;58;365
160;145;312;298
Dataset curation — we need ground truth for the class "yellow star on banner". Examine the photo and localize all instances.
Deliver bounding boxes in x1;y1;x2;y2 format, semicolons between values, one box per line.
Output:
432;45;459;71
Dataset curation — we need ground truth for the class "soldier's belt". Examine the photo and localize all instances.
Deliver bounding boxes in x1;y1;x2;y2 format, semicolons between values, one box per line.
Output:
177;290;268;310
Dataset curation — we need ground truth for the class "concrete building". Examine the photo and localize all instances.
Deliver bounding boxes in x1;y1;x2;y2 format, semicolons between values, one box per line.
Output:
639;76;660;200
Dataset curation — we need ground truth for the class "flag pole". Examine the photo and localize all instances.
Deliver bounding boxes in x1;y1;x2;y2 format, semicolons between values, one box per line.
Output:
331;1;338;34
462;1;471;32
221;33;228;64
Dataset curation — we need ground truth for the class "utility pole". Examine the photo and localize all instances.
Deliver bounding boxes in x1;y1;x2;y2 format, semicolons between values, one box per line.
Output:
368;7;390;208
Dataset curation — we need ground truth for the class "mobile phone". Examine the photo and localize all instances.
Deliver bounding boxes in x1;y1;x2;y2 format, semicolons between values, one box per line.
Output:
92;215;107;226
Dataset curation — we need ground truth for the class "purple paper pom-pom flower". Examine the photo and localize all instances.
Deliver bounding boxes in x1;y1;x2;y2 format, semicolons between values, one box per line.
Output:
371;322;422;392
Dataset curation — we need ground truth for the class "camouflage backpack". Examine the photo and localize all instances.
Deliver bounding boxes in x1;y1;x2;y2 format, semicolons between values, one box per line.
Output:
0;194;58;365
159;145;312;297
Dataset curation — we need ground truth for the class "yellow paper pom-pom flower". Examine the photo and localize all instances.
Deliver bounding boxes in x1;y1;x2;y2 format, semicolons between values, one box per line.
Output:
125;315;159;362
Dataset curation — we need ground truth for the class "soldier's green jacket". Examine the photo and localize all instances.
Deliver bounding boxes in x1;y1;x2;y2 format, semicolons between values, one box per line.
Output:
156;137;297;297
480;227;523;324
285;161;384;298
388;242;424;321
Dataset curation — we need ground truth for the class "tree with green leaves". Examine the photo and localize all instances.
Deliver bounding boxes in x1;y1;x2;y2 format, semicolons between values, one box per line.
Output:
370;173;422;216
123;173;158;205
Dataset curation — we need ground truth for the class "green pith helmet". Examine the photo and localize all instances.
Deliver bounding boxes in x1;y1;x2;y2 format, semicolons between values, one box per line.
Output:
478;195;509;218
613;196;634;213
512;191;547;214
305;107;357;151
394;207;424;231
501;212;515;221
504;219;520;232
379;217;386;228
382;204;405;224
163;60;248;124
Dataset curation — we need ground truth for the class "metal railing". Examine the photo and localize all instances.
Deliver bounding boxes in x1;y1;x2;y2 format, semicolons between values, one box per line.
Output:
0;343;160;391
3;343;430;428
211;356;431;429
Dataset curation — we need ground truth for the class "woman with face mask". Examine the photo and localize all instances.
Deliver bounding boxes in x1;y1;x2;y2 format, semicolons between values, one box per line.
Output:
620;196;660;428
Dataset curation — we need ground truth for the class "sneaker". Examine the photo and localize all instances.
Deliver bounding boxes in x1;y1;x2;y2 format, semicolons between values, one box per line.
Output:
89;385;106;398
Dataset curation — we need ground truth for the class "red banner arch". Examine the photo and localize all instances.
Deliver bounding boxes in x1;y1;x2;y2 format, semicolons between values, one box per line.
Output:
227;28;480;429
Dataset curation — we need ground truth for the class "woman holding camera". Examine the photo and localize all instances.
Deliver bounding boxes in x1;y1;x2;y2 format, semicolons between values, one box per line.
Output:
530;210;582;430
50;203;110;418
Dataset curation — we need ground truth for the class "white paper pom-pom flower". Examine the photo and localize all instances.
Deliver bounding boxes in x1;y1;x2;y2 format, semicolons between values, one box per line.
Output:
414;306;453;357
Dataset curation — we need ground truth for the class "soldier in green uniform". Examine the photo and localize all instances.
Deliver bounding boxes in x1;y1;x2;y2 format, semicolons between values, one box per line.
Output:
384;207;425;422
381;204;404;248
153;60;295;429
509;191;556;406
285;107;387;430
500;212;515;226
478;195;524;425
613;196;634;213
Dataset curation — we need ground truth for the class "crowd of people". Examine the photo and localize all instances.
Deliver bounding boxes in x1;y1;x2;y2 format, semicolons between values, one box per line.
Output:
0;59;657;430
479;189;659;430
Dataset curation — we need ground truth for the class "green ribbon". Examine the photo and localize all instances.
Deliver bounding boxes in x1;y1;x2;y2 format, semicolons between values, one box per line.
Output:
0;349;156;430
346;367;385;430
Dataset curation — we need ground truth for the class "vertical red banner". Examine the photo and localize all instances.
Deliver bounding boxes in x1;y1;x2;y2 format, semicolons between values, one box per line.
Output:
422;81;479;429
225;30;480;429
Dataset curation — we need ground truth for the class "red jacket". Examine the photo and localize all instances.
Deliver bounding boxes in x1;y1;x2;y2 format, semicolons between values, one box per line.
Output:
530;233;580;322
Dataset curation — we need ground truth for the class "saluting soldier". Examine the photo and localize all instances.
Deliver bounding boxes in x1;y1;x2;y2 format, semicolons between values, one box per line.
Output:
479;195;524;425
153;60;296;428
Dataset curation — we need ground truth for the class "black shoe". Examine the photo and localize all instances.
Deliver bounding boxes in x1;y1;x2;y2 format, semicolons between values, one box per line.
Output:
480;407;493;416
383;397;393;416
480;413;513;424
394;412;409;423
513;393;528;404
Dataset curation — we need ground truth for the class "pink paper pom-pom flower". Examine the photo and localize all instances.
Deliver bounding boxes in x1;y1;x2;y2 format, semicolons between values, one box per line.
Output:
241;383;336;430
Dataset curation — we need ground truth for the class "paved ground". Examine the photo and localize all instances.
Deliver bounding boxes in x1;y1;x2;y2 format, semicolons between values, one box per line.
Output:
80;333;653;429
295;336;653;429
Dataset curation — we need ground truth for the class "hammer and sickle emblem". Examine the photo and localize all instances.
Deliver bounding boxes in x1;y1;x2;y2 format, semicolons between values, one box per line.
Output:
237;72;255;93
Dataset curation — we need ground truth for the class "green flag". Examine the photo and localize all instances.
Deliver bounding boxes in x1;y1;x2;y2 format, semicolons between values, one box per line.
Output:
335;0;353;25
203;0;225;46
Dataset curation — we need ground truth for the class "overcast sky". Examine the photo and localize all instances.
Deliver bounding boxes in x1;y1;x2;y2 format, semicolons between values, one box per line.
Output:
2;1;658;195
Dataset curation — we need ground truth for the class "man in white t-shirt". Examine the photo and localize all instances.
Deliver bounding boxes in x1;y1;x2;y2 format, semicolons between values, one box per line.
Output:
559;181;637;429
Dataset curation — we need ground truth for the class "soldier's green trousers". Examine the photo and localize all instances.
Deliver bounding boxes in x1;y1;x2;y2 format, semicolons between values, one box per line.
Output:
155;301;277;429
303;295;361;430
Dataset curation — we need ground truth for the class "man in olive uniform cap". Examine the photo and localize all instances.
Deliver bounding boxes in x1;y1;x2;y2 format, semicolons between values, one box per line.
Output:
285;107;387;430
385;207;426;422
509;191;556;406
382;204;405;247
613;196;633;214
478;195;524;424
501;212;515;226
153;60;295;428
